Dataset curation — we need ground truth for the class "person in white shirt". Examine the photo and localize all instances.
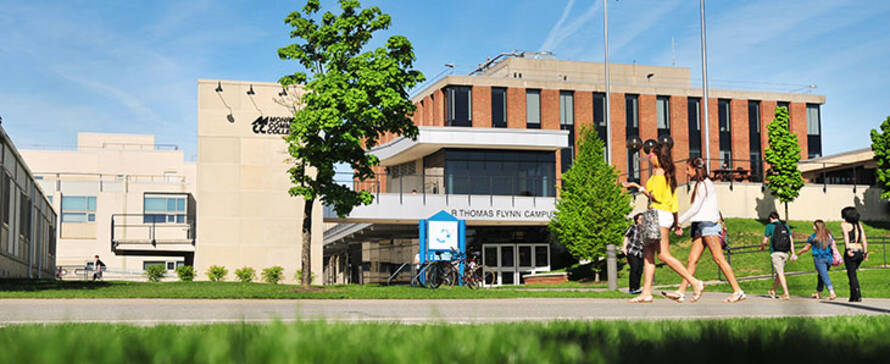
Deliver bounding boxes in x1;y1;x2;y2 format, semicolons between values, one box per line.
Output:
664;157;745;303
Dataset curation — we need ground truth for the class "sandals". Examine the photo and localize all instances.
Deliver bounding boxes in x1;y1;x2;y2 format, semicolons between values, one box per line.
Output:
779;294;791;300
768;289;777;299
811;292;821;299
628;295;653;304
690;280;706;303
661;290;686;303
722;291;747;303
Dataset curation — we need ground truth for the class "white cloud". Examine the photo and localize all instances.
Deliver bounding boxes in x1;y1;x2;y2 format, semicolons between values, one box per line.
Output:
539;0;601;52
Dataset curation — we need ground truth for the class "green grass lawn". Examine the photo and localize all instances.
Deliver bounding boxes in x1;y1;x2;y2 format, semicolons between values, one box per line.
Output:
0;280;630;299
3;316;889;363
607;218;890;288
707;267;890;299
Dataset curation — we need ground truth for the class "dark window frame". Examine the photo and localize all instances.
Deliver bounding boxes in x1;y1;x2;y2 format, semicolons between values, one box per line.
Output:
491;87;507;128
656;95;671;137
445;85;473;127
718;99;732;168
687;97;702;159
526;89;541;129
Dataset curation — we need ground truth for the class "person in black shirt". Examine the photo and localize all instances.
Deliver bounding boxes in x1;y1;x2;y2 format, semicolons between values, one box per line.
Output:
92;255;106;281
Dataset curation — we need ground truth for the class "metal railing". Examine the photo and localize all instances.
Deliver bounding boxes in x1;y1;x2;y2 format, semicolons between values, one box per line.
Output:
111;214;195;251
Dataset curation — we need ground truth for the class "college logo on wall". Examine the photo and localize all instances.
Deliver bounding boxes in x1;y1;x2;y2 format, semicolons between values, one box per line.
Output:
427;220;458;251
251;116;293;135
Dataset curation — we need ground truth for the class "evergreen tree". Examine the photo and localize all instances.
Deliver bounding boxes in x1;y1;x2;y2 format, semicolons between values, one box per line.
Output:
870;116;890;199
764;106;804;221
550;126;631;263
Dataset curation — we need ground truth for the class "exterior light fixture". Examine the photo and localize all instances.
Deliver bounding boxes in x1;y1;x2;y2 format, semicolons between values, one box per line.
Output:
215;81;223;92
279;87;288;96
646;73;655;79
247;85;255;95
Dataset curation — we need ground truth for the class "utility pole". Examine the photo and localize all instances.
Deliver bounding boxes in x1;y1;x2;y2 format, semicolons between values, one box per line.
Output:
699;0;711;173
603;0;612;164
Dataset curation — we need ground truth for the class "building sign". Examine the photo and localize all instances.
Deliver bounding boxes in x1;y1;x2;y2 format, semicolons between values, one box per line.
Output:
427;220;458;251
251;116;293;135
449;208;554;220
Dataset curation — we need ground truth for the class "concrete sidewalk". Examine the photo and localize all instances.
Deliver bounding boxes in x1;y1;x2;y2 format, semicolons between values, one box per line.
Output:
2;292;888;326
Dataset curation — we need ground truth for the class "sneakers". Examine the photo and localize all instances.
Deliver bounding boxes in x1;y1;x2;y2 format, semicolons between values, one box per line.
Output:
628;289;642;295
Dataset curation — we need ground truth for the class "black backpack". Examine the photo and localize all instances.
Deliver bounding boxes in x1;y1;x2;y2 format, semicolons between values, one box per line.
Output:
771;222;792;252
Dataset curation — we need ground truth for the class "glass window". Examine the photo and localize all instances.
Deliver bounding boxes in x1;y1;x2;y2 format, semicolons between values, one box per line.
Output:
526;89;541;129
443;149;556;197
19;193;30;239
519;246;532;267
718;99;732;168
61;196;96;223
807;104;822;158
491;87;507;128
484;246;498;266
687;97;702;158
748;101;763;181
445;86;472;127
143;196;187;224
500;246;514;267
625;94;639;132
1;173;8;225
560;91;575;173
535;246;548;267
143;261;165;271
656;96;670;136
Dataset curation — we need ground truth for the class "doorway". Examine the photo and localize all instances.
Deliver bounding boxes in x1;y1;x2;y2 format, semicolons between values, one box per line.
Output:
481;243;550;285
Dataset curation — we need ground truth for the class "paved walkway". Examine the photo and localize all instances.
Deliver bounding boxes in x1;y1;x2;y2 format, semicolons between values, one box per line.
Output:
2;292;889;325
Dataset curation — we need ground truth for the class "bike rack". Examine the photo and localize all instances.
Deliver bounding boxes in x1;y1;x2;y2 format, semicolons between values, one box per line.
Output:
385;261;413;286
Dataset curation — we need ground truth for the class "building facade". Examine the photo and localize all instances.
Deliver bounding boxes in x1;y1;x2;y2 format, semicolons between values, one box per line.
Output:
322;53;828;286
20;133;195;279
0;124;57;279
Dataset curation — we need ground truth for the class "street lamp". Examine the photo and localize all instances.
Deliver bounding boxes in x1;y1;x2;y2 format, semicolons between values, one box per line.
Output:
699;0;711;174
603;0;612;164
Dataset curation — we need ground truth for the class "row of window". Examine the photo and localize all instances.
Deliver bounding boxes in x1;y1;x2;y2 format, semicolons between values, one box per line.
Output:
443;86;823;179
58;195;188;224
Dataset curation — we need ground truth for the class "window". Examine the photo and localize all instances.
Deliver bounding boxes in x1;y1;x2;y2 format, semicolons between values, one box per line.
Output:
445;86;472;127
19;193;30;240
433;149;557;197
1;173;9;225
807;104;822;158
144;196;186;224
559;91;575;172
491;87;507;128
143;261;165;271
626;94;640;182
748;101;763;181
593;93;608;151
687;97;702;158
777;101;790;128
656;96;670;137
718;99;732;168
61;196;96;223
526;89;541;129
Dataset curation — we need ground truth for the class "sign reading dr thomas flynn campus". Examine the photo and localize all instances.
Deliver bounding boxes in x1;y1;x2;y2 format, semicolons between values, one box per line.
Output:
450;208;554;220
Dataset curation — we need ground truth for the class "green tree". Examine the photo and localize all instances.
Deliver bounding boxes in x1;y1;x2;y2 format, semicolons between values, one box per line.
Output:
550;126;632;265
764;106;804;221
278;0;424;287
870;116;890;199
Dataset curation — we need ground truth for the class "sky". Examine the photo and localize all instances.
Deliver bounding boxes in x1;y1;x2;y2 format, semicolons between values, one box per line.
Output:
1;0;888;161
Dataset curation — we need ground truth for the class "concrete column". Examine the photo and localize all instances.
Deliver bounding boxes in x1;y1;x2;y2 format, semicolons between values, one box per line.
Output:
606;244;617;291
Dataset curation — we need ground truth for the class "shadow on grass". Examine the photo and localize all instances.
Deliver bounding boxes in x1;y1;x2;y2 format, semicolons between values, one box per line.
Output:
0;279;112;292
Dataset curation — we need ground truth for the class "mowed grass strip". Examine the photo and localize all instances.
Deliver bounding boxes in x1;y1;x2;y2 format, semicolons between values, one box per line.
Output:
0;280;630;299
708;267;890;298
2;316;890;363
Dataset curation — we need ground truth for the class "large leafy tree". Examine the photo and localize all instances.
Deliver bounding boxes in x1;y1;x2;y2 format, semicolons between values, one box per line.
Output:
278;0;424;287
764;106;804;221
550;126;631;265
871;116;890;199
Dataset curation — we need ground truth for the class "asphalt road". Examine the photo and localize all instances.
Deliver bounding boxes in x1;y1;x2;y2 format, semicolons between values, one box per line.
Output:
2;292;889;325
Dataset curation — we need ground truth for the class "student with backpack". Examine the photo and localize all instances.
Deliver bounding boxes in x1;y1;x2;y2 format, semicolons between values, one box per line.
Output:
759;211;797;299
795;220;838;300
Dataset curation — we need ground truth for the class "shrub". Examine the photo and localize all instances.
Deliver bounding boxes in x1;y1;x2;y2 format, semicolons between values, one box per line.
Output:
235;267;256;283
262;266;284;285
295;269;316;285
206;265;228;282
145;264;166;282
175;265;194;281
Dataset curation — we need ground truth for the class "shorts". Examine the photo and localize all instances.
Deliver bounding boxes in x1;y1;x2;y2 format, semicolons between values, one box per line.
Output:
771;252;788;276
655;209;674;228
691;221;722;238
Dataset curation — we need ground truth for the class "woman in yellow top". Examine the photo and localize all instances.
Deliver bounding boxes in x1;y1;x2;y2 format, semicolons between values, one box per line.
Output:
623;143;705;303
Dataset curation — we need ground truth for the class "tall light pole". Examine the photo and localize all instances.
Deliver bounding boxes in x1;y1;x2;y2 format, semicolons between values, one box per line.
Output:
603;0;612;164
699;0;711;173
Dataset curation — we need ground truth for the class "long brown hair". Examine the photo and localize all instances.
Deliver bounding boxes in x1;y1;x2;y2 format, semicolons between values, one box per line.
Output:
813;219;831;250
653;144;677;192
688;157;708;204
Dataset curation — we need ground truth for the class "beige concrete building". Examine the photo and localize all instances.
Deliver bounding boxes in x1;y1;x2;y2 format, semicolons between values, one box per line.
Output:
0;123;57;279
196;79;323;284
21;133;195;279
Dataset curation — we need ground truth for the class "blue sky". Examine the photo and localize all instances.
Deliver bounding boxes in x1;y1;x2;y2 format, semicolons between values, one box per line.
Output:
1;0;888;160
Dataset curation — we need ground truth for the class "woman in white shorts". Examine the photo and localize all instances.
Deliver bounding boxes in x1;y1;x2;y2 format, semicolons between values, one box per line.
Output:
623;143;704;303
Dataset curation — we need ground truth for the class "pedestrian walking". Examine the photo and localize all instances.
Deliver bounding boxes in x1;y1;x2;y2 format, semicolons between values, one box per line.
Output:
92;255;106;281
665;157;745;303
796;220;837;300
621;213;645;295
622;142;704;303
841;207;868;302
759;211;797;299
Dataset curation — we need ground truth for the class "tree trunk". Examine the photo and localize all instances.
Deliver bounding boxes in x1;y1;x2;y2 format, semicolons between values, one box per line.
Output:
301;198;314;288
784;202;789;223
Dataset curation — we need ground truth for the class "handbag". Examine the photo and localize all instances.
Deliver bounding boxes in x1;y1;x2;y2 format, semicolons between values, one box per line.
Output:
830;239;842;266
639;209;661;246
